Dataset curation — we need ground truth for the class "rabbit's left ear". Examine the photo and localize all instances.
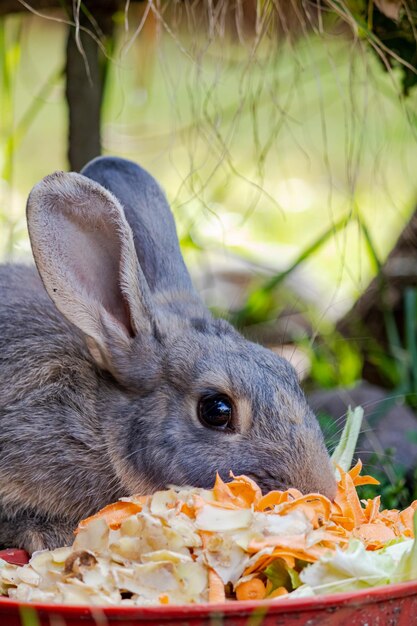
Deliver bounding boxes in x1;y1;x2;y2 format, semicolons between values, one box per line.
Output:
27;171;156;370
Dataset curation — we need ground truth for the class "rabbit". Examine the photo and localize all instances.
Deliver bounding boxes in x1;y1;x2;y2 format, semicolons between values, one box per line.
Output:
0;157;336;553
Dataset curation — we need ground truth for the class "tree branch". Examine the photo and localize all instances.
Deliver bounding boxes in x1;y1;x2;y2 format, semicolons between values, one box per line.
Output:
0;1;138;17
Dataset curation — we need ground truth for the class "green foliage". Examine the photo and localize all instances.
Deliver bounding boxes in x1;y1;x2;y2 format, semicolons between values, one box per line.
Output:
303;333;363;388
0;17;64;257
372;286;417;408
357;456;417;510
333;1;417;94
232;215;351;327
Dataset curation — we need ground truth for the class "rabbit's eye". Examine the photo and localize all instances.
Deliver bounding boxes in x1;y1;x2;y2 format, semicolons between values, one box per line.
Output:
198;394;233;430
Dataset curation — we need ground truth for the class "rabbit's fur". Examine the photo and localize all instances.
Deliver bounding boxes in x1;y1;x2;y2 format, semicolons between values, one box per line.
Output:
0;157;336;552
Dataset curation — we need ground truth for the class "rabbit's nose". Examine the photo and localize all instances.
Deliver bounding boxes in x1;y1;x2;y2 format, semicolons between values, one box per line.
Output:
288;452;337;500
321;479;337;502
309;470;337;501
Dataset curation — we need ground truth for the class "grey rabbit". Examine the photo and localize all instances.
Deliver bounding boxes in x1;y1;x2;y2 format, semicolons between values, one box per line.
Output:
0;157;336;553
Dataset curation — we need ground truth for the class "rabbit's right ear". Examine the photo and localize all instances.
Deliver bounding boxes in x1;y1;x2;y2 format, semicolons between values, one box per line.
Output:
27;171;156;371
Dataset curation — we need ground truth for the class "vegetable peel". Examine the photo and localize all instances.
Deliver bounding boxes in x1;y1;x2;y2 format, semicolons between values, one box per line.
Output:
3;405;417;606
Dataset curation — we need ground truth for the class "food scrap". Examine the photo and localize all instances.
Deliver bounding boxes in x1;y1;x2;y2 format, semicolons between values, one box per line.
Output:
1;408;416;606
1;462;417;606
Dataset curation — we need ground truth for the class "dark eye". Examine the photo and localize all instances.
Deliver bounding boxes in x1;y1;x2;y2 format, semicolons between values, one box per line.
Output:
198;394;233;430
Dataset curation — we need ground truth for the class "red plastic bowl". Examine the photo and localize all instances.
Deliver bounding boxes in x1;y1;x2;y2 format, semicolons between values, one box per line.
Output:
1;582;417;626
0;549;30;567
1;548;416;625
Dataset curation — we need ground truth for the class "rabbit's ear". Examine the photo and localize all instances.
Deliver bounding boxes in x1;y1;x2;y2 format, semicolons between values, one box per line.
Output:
81;157;206;315
27;171;156;370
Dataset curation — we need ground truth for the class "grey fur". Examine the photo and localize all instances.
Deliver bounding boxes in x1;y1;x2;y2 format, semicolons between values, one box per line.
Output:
0;157;335;553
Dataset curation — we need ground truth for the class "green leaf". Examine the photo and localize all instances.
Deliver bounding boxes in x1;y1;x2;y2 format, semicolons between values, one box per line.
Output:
292;535;417;598
300;540;397;594
264;559;302;592
331;405;364;475
264;559;289;590
288;568;302;590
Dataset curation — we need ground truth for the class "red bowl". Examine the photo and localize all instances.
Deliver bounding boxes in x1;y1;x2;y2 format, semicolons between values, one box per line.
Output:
0;549;30;567
1;581;417;626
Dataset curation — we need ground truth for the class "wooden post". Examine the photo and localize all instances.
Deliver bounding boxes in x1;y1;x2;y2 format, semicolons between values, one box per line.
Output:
65;8;115;171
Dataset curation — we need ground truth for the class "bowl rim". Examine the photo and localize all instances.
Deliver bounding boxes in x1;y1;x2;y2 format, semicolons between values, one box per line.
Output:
1;579;417;617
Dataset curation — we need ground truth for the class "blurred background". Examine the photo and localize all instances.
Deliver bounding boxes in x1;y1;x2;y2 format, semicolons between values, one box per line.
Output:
2;0;417;506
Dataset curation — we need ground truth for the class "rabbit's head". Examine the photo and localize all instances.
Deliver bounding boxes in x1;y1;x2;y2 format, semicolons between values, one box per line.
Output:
27;158;336;502
123;317;336;499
